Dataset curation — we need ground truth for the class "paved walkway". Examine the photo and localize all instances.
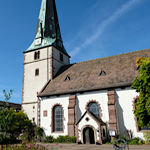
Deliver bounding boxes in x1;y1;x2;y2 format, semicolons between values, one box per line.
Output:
40;143;150;150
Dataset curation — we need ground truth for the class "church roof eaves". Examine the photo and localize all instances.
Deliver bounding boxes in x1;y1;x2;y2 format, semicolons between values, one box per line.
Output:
38;48;150;97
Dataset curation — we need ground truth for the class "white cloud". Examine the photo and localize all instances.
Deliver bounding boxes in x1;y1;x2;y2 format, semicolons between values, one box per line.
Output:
70;0;142;57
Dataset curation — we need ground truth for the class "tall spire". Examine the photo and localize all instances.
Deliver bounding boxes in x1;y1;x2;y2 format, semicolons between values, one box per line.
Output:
26;0;68;56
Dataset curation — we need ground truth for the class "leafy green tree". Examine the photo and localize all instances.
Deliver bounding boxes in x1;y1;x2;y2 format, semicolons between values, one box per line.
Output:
0;89;13;109
0;108;33;143
0;89;33;144
131;58;150;128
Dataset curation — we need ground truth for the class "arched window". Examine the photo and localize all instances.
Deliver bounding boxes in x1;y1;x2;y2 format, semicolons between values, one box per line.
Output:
53;105;63;132
88;102;99;118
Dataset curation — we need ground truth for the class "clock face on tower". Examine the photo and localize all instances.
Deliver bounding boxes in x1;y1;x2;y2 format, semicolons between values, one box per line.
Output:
34;38;42;46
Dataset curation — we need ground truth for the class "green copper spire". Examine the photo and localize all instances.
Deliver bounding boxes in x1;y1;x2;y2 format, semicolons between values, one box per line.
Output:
26;0;68;56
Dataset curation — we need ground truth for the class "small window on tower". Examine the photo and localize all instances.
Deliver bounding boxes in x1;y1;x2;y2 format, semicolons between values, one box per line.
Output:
35;69;39;76
34;51;40;60
60;53;63;62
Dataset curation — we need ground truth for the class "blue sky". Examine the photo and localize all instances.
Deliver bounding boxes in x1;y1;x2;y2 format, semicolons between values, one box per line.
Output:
0;0;150;103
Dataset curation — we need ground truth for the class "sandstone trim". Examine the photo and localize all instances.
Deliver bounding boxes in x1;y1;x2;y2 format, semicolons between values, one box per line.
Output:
85;100;103;119
107;90;118;134
68;95;76;136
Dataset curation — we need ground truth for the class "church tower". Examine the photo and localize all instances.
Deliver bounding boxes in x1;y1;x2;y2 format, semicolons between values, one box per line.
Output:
22;0;70;125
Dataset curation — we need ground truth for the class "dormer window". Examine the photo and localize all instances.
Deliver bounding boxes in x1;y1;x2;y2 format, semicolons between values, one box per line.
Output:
65;75;70;81
60;53;63;62
34;51;40;60
99;70;106;76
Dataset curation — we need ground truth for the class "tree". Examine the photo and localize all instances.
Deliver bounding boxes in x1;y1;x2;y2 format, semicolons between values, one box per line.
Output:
0;108;33;143
131;57;150;128
0;89;13;109
0;90;33;144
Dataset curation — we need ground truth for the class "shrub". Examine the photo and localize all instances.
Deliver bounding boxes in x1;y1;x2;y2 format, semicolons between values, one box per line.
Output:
0;134;11;144
144;132;150;144
118;136;130;143
0;109;33;144
54;135;76;143
128;138;141;145
138;140;143;145
43;136;54;143
34;126;44;141
43;135;76;143
112;136;142;145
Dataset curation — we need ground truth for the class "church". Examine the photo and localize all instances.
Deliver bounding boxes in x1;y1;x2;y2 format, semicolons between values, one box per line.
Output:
22;0;150;144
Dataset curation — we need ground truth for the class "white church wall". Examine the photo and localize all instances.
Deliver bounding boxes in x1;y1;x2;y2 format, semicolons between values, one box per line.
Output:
22;103;38;123
23;61;49;103
24;47;52;63
40;87;144;140
23;47;53;124
40;95;69;138
76;90;109;124
115;87;144;139
23;47;52;103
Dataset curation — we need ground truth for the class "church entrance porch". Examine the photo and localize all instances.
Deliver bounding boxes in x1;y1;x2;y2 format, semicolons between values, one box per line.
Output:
83;127;95;144
76;110;107;144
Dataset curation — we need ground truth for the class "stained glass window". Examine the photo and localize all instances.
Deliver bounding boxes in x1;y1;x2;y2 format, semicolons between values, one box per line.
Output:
88;102;99;118
54;105;63;131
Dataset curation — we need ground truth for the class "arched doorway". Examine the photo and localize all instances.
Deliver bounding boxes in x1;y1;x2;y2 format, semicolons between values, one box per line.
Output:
83;127;95;144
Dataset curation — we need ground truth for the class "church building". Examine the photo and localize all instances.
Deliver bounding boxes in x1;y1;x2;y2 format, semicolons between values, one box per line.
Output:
22;0;150;144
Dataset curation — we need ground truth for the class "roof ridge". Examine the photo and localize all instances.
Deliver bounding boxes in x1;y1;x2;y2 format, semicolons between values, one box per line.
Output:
75;48;150;65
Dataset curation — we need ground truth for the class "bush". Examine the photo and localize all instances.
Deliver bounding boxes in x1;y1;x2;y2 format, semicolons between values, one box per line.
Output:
43;136;54;143
118;136;130;143
0;108;33;144
112;136;142;145
128;138;141;145
34;126;44;141
0;134;11;144
43;135;76;143
144;132;150;144
54;135;76;143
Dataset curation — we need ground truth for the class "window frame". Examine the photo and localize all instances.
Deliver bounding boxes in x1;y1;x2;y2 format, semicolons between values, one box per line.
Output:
52;105;64;132
88;102;100;118
35;68;39;76
34;51;40;60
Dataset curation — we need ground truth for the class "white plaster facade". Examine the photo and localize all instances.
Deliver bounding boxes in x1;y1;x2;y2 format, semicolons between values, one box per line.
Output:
40;95;69;138
115;88;143;139
40;88;144;140
22;46;70;124
76;90;109;123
